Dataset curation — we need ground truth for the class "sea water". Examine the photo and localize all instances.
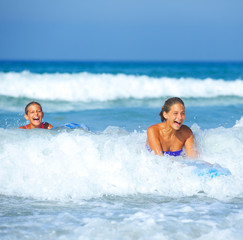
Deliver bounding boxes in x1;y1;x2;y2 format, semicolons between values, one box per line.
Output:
0;61;243;240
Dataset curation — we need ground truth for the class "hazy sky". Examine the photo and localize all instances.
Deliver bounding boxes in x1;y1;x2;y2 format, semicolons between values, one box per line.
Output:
0;0;242;61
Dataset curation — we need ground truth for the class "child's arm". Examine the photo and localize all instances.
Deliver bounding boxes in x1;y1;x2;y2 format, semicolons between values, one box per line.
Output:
147;125;163;155
184;127;198;158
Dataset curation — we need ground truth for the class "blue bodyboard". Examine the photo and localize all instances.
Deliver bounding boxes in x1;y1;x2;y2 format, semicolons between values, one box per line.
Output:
181;160;231;178
52;123;90;131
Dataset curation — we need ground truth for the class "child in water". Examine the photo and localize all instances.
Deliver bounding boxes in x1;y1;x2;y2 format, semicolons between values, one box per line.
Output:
19;101;53;129
147;97;198;158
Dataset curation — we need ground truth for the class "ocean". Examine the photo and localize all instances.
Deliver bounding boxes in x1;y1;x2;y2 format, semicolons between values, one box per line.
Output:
0;61;243;239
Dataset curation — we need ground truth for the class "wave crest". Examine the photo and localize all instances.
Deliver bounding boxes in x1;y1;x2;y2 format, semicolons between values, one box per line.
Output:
0;124;242;201
1;71;243;102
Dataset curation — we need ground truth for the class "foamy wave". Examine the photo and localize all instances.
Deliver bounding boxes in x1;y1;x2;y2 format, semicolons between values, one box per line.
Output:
0;125;242;201
234;116;243;128
0;71;243;101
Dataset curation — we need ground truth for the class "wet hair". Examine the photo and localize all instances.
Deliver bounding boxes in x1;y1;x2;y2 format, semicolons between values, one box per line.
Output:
25;101;43;114
159;97;185;122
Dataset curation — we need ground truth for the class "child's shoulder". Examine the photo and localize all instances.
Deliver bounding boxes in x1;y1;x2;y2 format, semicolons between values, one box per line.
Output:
147;122;163;132
180;125;193;136
43;122;53;129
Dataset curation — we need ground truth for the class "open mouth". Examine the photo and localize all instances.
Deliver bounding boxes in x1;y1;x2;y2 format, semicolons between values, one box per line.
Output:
33;117;40;121
174;121;182;127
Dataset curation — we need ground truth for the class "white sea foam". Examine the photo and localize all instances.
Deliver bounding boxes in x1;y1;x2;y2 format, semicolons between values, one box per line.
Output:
0;71;243;101
234;116;243;128
0;122;242;201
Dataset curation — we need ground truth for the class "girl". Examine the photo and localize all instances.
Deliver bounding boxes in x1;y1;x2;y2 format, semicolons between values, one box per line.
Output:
19;101;53;129
147;97;198;158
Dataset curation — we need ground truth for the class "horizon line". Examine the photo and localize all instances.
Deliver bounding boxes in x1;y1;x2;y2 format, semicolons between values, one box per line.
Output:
0;59;243;63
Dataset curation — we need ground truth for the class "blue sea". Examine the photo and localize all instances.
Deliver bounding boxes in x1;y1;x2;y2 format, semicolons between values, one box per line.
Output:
0;61;243;240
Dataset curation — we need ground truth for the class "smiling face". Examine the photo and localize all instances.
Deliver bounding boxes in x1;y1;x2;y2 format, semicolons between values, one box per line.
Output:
163;103;185;130
24;104;44;128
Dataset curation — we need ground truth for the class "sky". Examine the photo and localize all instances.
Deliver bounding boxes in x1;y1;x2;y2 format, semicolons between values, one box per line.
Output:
0;0;243;61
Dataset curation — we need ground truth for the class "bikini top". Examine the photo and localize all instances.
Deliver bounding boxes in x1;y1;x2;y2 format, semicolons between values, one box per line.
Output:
163;149;183;157
146;145;183;157
25;123;45;129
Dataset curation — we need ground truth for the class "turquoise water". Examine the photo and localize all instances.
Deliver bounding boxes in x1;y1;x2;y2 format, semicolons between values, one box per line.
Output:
0;61;243;239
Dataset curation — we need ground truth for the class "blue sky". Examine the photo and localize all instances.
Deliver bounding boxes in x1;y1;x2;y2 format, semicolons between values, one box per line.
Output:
0;0;242;61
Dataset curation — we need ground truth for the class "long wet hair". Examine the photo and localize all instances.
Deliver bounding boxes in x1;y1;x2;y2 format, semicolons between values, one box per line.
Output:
159;97;185;122
25;101;43;114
